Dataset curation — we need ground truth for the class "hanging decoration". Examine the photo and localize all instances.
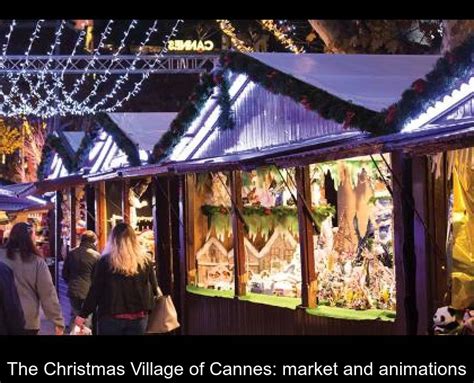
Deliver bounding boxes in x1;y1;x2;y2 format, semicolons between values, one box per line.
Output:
213;67;235;130
216;20;254;53
201;204;335;241
260;20;305;54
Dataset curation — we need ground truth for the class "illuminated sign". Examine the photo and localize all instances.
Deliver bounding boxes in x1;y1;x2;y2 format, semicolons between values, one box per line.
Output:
168;40;215;52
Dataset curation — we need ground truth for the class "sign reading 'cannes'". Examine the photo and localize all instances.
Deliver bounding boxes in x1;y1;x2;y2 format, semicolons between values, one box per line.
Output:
167;40;215;51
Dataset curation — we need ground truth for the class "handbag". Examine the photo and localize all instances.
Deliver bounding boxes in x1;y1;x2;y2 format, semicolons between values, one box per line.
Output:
146;286;180;334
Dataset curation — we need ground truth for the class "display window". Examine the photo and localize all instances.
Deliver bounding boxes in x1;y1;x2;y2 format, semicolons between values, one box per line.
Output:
192;171;234;292
240;167;303;300
105;181;124;236
129;178;154;256
309;155;396;313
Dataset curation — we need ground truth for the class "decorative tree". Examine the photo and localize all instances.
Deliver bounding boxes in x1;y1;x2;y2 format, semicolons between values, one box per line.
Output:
0;119;22;167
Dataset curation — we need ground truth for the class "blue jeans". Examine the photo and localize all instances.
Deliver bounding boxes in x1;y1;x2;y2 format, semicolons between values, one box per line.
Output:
98;316;148;335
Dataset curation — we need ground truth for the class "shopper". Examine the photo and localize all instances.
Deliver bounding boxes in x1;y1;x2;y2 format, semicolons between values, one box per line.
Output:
0;222;64;335
0;262;25;335
75;223;158;335
62;230;100;332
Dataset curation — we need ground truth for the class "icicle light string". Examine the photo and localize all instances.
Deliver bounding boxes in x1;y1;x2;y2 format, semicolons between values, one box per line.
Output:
102;19;183;112
79;20;158;112
217;20;253;53
1;20;16;57
64;19;115;101
260;20;305;54
2;19;45;116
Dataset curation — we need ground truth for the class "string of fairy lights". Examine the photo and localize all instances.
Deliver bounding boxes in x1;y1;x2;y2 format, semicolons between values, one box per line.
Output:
217;19;305;54
0;19;305;118
0;20;184;118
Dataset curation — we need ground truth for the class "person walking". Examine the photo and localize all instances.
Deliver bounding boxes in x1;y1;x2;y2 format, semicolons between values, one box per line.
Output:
75;223;158;335
62;230;100;332
0;222;64;335
0;262;25;335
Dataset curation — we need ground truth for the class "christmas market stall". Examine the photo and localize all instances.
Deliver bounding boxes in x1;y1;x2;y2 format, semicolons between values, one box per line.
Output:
149;50;442;335
373;36;474;335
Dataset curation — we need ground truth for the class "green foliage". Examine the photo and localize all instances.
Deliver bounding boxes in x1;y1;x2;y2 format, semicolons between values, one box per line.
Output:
37;135;76;181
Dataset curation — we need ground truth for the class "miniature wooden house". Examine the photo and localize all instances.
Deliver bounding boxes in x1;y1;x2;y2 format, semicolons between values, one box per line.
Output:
258;228;299;274
196;237;232;288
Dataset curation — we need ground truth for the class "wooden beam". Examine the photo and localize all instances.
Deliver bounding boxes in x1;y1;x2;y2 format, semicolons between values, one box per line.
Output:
54;191;62;290
122;179;131;225
230;170;246;296
391;151;417;335
411;156;433;335
69;188;77;249
85;184;96;231
296;166;317;308
95;181;107;252
153;177;173;295
184;174;197;286
178;176;188;334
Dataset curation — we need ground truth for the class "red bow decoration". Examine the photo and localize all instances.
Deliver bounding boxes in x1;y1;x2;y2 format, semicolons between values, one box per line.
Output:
412;78;426;94
263;207;272;215
300;96;312;110
213;72;224;85
219;207;227;214
385;105;397;125
266;70;278;79
343;111;356;129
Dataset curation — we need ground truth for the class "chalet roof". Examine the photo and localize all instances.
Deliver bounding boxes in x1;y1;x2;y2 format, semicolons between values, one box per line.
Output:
248;53;440;112
62;131;85;153
107;112;177;152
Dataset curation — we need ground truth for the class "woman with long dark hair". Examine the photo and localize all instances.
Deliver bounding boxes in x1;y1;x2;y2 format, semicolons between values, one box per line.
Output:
0;222;64;335
75;223;158;335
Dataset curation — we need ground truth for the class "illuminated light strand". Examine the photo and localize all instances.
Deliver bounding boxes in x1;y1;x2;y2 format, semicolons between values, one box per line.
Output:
217;20;253;53
3;19;45;116
1;20;16;56
64;19;115;101
260;19;305;54
101;19;184;112
77;19;146;111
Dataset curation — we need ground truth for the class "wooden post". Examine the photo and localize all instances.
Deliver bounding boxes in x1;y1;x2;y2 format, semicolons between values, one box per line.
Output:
122;179;131;224
179;175;188;334
412;155;433;335
184;174;197;286
69;188;77;249
95;181;107;252
54;190;62;289
230;170;246;296
295;166;317;308
153;176;173;295
391;151;417;335
85;184;96;231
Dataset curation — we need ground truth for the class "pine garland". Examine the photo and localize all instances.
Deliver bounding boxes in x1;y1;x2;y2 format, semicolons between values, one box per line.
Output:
151;73;215;163
94;113;141;167
384;34;474;130
37;135;76;181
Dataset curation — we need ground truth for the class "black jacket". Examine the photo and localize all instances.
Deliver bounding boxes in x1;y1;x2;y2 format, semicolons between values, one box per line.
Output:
0;262;25;335
79;255;158;319
62;242;100;300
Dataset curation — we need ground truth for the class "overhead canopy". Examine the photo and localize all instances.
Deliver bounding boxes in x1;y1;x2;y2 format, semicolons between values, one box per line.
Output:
107;112;177;152
249;53;440;112
0;187;51;212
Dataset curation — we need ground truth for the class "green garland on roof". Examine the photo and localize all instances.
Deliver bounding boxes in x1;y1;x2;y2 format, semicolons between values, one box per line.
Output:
37;135;76;181
220;51;389;135
151;73;215;162
383;34;474;131
94;113;141;167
